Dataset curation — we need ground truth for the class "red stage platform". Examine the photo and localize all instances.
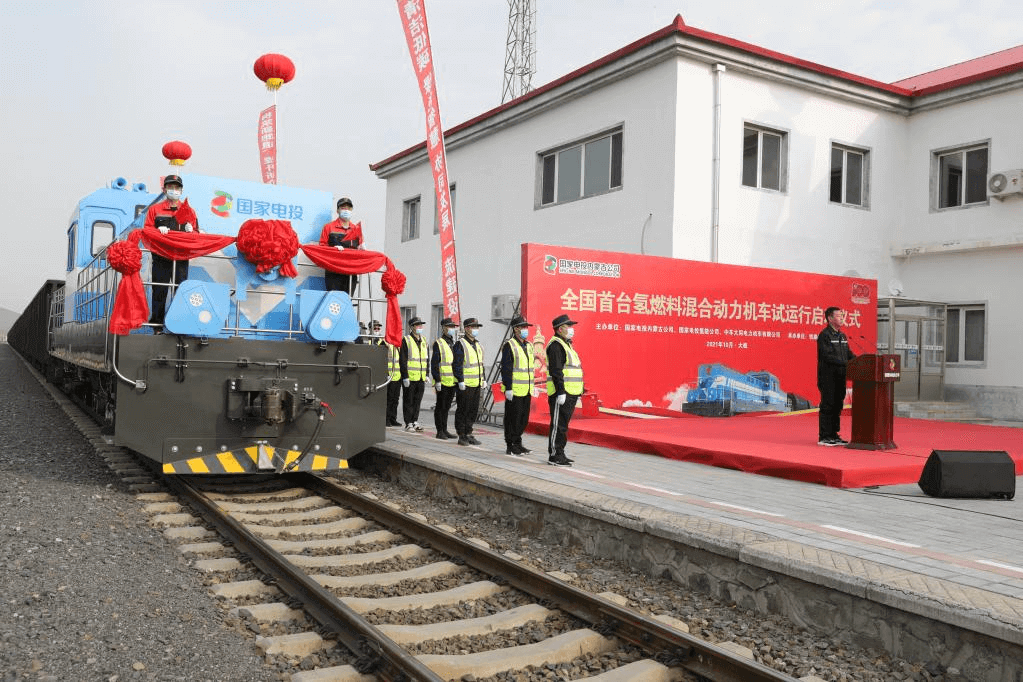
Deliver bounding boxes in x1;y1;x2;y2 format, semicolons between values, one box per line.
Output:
527;409;1023;488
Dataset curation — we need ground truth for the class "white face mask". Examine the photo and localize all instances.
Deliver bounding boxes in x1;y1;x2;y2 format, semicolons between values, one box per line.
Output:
471;328;480;338
518;328;528;339
165;188;182;201
339;209;352;220
445;327;454;337
565;327;575;339
414;326;424;334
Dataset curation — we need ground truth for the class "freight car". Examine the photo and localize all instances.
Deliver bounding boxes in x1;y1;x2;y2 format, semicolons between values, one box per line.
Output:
682;363;811;417
9;174;392;474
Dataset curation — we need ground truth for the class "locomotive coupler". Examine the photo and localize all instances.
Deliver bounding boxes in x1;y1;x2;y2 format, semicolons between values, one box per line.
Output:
225;377;300;425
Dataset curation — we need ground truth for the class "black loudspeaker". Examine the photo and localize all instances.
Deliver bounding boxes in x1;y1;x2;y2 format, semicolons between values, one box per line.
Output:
918;450;1016;500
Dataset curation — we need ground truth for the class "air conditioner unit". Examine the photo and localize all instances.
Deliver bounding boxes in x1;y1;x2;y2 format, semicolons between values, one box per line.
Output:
987;170;1023;200
490;294;519;323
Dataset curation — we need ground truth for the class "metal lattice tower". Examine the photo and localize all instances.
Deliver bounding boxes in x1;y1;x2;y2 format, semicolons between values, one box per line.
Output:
501;0;536;103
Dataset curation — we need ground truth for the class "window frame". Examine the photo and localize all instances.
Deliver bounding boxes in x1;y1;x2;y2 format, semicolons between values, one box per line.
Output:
66;222;77;272
399;306;417;332
741;122;789;193
945;303;987;367
401;195;421;242
828;141;871;209
930;140;990;212
536;125;624;208
91;220;115;257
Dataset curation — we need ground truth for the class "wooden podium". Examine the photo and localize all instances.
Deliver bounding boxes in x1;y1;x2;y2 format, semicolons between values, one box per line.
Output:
846;354;900;450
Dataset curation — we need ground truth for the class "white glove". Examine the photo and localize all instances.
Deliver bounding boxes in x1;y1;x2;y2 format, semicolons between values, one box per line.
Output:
335;244;345;251
556;393;567;406
158;226;170;235
458;382;465;391
434;381;442;391
505;390;514;401
402;378;410;387
183;223;194;233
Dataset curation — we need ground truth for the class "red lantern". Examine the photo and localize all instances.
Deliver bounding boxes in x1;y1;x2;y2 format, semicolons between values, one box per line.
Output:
254;53;296;91
162;141;192;166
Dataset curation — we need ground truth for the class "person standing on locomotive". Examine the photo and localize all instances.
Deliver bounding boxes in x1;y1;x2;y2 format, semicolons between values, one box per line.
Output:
318;197;363;295
399;317;429;432
145;175;198;330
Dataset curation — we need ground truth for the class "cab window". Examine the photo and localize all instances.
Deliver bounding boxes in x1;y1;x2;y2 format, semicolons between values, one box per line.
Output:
66;222;77;271
91;221;115;256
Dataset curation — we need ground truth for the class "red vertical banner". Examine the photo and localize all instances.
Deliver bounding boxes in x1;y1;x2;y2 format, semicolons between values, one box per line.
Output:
397;0;460;322
258;105;278;185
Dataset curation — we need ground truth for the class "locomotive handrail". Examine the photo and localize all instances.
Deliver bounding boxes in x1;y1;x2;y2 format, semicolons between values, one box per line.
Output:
111;336;146;390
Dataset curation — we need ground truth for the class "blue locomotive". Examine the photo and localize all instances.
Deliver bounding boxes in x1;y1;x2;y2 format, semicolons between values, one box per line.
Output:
682;363;809;417
9;174;390;474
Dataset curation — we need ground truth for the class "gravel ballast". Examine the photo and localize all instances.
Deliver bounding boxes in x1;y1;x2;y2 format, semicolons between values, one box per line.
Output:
0;345;276;682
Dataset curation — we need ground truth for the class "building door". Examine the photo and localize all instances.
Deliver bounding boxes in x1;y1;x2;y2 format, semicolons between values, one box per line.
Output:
879;299;946;403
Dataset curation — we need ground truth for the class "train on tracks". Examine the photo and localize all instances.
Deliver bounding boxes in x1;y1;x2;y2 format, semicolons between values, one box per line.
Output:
682;363;812;416
8;174;389;475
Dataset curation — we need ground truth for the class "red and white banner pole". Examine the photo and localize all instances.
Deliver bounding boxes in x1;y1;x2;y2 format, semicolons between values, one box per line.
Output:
397;0;461;322
258;105;278;185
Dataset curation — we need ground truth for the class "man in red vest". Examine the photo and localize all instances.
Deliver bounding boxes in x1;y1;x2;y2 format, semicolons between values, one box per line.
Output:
145;175;198;330
318;196;363;295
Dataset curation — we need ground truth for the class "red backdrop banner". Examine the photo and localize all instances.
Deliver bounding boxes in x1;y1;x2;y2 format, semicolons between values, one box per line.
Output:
397;0;461;322
520;243;877;414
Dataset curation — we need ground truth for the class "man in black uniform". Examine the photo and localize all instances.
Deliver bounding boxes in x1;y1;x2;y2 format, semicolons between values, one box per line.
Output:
817;306;855;446
430;317;459;439
501;315;534;455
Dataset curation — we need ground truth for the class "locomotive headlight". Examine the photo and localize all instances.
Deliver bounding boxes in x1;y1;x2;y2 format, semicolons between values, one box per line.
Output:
198;310;213;324
320;317;333;330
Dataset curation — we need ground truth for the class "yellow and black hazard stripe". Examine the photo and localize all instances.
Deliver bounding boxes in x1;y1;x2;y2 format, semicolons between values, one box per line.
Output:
163;446;348;474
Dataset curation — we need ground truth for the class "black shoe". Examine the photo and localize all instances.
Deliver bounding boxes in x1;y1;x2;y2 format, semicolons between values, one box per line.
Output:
548;455;572;467
467;435;481;445
457;437;470;446
444;431;458;440
834;436;849;445
517;444;531;454
435;432;449;440
818;437;842;447
386;420;401;427
506;446;524;456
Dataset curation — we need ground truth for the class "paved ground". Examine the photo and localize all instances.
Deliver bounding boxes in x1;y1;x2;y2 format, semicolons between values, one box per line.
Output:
380;398;1023;643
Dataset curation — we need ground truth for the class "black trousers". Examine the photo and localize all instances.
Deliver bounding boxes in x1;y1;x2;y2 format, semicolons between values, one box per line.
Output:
455;385;481;437
402;380;425;425
150;256;189;326
504;393;531;447
325;271;355;296
547;393;578;456
817;371;847;440
434;384;455;433
386;380;402;424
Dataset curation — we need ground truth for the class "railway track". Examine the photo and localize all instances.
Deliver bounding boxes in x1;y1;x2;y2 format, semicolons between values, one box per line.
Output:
142;471;796;682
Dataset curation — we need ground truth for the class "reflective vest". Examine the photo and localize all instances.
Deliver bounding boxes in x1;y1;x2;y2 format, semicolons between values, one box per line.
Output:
502;338;534;397
404;334;428;381
458;338;485;388
434;338;455;387
546;336;583;396
387;342;400;381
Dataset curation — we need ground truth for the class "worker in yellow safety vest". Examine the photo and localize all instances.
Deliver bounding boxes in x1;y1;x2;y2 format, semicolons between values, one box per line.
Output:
545;314;582;466
430;317;459;440
501;315;535;456
453;317;485;446
399;316;429;432
375;320;402;427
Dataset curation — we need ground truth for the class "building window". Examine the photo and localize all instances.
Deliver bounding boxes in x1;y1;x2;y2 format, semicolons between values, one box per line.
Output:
539;128;623;206
430;304;444;339
830;145;868;207
434;184;455;235
742;124;787;192
946;305;985;364
402;196;421;242
400;306;417;332
936;144;988;209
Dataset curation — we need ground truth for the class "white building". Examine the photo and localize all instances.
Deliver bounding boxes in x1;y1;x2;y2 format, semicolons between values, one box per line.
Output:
372;16;1023;420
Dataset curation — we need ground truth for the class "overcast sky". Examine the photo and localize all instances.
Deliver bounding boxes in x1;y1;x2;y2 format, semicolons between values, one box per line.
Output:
1;0;1020;312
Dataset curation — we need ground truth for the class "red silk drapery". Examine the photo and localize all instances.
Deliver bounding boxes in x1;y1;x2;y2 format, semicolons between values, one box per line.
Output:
300;245;406;346
107;223;405;346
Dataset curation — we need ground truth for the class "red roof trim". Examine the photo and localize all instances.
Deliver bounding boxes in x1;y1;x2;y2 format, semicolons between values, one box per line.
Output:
371;15;1021;170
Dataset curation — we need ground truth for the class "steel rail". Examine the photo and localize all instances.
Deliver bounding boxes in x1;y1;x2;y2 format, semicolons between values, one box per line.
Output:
298;471;793;682
163;474;444;682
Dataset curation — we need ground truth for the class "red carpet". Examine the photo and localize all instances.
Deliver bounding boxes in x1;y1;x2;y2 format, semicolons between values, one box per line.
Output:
527;409;1023;488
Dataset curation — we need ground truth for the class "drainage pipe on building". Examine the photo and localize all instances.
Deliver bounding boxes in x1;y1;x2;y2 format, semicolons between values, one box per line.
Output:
711;63;726;263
